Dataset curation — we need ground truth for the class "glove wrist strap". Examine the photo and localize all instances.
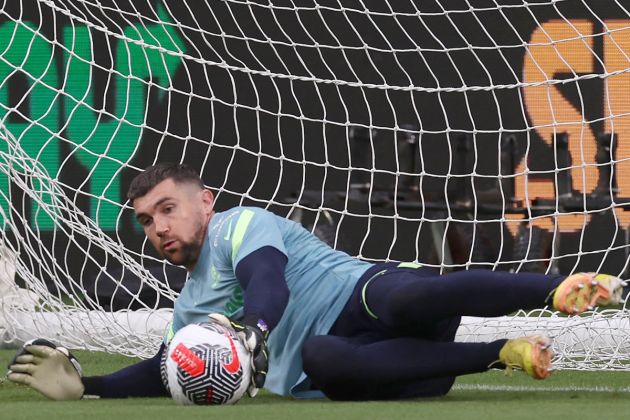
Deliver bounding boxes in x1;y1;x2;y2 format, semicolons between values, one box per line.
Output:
241;314;269;339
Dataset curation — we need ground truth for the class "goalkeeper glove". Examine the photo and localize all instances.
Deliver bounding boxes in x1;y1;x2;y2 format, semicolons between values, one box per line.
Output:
208;313;269;397
7;338;84;401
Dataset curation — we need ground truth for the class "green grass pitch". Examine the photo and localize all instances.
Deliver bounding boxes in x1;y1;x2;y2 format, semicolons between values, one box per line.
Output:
1;349;629;420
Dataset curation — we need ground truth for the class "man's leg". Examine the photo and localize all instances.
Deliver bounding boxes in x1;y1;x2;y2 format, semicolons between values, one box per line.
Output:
302;334;506;400
367;268;564;330
331;265;565;338
315;268;556;400
363;268;625;329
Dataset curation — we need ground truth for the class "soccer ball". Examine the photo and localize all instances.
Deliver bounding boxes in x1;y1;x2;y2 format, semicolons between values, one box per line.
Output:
160;322;251;405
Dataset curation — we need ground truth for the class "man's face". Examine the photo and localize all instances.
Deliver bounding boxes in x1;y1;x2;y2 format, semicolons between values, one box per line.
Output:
132;178;214;270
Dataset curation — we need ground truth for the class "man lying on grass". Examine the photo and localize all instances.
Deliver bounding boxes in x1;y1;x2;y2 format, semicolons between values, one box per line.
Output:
8;162;626;401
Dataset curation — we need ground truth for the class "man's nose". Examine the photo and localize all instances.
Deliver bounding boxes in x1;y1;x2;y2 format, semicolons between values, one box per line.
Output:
155;217;169;236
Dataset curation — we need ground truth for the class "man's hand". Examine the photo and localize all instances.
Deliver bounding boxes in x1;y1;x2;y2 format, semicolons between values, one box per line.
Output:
7;339;84;400
208;313;269;397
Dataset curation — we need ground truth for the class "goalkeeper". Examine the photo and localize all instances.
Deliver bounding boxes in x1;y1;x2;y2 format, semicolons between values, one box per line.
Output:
8;162;626;401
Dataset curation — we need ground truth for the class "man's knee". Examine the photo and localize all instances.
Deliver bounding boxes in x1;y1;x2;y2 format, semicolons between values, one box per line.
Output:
302;336;338;382
301;336;323;379
302;336;367;400
302;336;354;386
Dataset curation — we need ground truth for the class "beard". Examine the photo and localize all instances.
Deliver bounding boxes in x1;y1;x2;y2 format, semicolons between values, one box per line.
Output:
163;240;201;267
161;220;206;268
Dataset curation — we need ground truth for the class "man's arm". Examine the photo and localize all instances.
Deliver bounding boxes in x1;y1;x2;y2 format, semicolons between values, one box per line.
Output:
81;344;168;398
214;245;289;396
235;245;289;330
8;342;168;400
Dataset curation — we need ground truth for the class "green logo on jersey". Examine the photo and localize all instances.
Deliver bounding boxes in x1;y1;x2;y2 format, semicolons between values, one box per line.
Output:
211;265;220;288
223;286;243;317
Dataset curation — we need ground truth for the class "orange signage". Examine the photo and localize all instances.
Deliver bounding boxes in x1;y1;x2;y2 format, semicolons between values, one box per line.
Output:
513;19;630;232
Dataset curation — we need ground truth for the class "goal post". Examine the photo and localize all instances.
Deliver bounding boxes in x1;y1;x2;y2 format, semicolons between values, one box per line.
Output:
0;0;629;367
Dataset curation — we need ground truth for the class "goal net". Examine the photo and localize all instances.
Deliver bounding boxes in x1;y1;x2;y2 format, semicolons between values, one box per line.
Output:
0;0;629;369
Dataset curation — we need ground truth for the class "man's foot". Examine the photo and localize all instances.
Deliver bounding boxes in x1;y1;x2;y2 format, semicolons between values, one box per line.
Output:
498;335;553;379
552;273;626;315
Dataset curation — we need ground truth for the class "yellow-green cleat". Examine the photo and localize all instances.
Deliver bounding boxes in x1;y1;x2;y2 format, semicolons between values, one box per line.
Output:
552;273;626;315
499;335;553;379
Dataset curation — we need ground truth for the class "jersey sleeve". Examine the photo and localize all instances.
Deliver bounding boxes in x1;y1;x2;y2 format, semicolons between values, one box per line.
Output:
228;207;287;268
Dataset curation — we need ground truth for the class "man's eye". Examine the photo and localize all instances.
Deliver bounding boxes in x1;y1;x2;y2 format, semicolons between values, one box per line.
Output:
164;206;174;214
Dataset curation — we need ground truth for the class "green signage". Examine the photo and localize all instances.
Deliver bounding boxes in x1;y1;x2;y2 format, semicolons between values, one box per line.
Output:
0;6;184;230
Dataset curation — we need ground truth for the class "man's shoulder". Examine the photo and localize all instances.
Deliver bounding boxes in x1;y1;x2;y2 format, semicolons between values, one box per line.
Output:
209;206;285;242
218;206;287;227
218;206;275;218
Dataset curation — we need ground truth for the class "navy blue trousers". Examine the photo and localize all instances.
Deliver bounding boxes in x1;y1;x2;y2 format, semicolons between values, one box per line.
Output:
301;263;564;400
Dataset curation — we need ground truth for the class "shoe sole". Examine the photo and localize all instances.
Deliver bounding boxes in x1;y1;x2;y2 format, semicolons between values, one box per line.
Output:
529;335;553;379
553;273;625;315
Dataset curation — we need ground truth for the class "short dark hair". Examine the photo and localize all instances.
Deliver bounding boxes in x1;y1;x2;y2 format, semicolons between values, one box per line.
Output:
127;162;204;202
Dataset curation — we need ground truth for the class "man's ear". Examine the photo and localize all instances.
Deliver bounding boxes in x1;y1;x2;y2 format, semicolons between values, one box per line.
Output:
201;188;214;214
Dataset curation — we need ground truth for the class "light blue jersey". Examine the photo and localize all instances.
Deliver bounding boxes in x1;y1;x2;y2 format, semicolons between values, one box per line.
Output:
170;206;373;397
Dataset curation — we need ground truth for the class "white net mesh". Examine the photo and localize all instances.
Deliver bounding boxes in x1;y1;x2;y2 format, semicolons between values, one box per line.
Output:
0;0;629;367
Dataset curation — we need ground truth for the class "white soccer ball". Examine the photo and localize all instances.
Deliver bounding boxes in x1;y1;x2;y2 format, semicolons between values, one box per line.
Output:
160;322;251;405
